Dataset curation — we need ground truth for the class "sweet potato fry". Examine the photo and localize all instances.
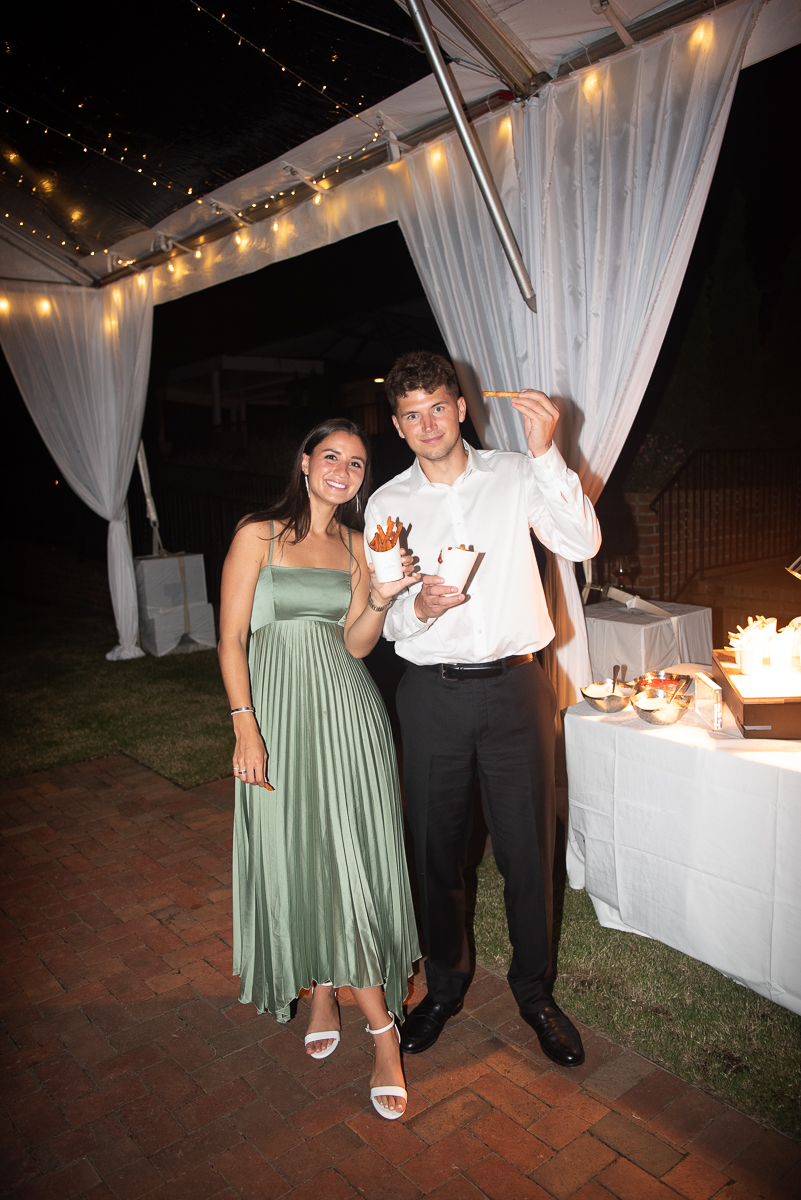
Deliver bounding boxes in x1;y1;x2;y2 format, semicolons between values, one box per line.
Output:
369;517;403;553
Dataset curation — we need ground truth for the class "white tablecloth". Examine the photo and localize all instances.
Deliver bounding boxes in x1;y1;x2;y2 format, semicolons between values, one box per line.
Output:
585;600;712;682
565;665;801;1015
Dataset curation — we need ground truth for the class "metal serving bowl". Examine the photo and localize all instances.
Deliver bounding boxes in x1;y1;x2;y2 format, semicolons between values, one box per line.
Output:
632;671;692;695
580;680;636;713
631;686;693;726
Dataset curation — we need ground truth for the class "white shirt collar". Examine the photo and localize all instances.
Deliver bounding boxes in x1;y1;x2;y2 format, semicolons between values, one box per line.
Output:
408;441;493;495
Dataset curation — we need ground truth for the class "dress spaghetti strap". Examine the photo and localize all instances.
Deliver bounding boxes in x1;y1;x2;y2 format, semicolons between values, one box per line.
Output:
347;527;353;570
268;521;275;566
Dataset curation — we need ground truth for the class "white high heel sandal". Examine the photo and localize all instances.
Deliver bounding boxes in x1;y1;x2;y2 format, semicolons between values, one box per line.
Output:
304;984;340;1060
366;1015;407;1120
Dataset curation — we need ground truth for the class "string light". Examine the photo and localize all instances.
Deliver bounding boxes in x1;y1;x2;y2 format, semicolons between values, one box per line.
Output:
0;98;175;192
189;0;383;137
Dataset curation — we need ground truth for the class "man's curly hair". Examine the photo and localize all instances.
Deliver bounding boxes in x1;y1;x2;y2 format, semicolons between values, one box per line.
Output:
384;351;460;414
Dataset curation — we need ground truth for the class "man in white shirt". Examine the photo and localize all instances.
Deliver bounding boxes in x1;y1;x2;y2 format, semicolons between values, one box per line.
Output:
364;351;601;1066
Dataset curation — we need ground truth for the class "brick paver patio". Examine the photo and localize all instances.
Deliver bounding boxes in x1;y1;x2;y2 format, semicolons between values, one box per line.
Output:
1;755;798;1199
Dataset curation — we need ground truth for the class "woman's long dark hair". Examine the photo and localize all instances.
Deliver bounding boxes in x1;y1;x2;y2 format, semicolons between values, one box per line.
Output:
237;418;372;544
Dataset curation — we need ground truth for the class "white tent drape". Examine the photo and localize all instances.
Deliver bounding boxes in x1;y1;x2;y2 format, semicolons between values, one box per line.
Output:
0;274;154;659
392;0;759;707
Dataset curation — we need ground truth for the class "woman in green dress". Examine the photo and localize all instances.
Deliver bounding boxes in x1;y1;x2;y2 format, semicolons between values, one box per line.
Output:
218;418;420;1119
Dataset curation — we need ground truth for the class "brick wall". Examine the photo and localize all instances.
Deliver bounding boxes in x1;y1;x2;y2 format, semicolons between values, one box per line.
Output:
594;492;662;599
624;493;661;598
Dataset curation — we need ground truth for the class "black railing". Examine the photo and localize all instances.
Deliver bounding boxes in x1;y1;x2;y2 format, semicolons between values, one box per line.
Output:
128;461;286;607
651;448;801;600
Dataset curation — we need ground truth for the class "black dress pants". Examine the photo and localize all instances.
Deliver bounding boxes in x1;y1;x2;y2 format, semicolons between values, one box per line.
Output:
397;657;557;1011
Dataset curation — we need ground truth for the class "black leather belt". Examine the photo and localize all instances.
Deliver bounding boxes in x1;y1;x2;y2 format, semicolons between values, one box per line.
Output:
432;654;534;681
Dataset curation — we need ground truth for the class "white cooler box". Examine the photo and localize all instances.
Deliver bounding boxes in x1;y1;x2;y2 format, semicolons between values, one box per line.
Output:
134;553;216;657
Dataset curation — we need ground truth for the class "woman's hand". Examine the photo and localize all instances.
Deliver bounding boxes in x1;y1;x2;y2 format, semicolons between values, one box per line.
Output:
367;558;421;605
232;716;273;790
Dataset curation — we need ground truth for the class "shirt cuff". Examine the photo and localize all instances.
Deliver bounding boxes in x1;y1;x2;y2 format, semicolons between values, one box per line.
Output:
385;590;436;640
527;442;564;477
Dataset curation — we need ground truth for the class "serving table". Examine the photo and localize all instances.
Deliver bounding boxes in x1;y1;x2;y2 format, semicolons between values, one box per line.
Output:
584;600;712;682
565;665;801;1015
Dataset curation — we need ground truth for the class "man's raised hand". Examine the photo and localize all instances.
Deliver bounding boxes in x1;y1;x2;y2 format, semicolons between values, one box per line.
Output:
511;389;559;458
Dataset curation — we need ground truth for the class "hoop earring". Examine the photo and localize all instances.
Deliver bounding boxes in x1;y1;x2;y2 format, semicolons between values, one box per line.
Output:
304;472;310;496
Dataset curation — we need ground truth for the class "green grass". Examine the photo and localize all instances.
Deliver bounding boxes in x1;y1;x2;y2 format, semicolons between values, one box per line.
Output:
0;598;232;788
3;596;800;1139
475;853;801;1140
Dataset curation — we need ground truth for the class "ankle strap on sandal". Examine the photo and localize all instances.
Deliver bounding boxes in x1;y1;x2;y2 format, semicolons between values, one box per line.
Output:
365;1015;395;1036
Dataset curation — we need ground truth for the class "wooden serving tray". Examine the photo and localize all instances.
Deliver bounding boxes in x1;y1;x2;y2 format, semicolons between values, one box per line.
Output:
712;649;801;740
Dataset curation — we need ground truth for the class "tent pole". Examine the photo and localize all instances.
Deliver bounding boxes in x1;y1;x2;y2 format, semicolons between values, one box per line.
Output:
136;440;165;557
405;0;537;313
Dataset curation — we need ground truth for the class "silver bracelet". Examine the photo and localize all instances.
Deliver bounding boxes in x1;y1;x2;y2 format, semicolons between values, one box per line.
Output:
231;706;255;716
367;592;393;613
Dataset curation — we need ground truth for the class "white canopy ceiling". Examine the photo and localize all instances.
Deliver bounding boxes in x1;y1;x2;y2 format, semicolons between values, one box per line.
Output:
419;0;799;75
1;0;797;295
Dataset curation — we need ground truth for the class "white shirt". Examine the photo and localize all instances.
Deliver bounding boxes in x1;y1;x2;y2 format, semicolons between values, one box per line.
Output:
364;442;601;666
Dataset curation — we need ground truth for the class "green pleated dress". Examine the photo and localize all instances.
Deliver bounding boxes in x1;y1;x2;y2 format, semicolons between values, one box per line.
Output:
232;527;420;1023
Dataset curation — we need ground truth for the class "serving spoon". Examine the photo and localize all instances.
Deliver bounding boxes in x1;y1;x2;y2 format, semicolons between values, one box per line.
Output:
666;676;690;707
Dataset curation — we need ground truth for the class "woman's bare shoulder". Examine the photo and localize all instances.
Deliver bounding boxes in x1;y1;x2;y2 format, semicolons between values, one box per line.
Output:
228;518;277;564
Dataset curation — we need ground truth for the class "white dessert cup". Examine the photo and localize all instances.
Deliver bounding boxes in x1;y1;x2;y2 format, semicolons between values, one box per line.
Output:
437;547;479;593
370;539;404;584
739;641;766;675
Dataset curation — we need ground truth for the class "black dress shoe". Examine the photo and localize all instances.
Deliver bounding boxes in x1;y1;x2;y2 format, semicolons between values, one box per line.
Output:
519;999;585;1067
400;995;464;1054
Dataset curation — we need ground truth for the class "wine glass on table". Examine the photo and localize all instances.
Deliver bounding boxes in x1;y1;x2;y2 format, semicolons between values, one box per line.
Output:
613;556;632;589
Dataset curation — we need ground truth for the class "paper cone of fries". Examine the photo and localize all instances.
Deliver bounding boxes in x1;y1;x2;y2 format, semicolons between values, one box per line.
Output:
369;517;404;583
